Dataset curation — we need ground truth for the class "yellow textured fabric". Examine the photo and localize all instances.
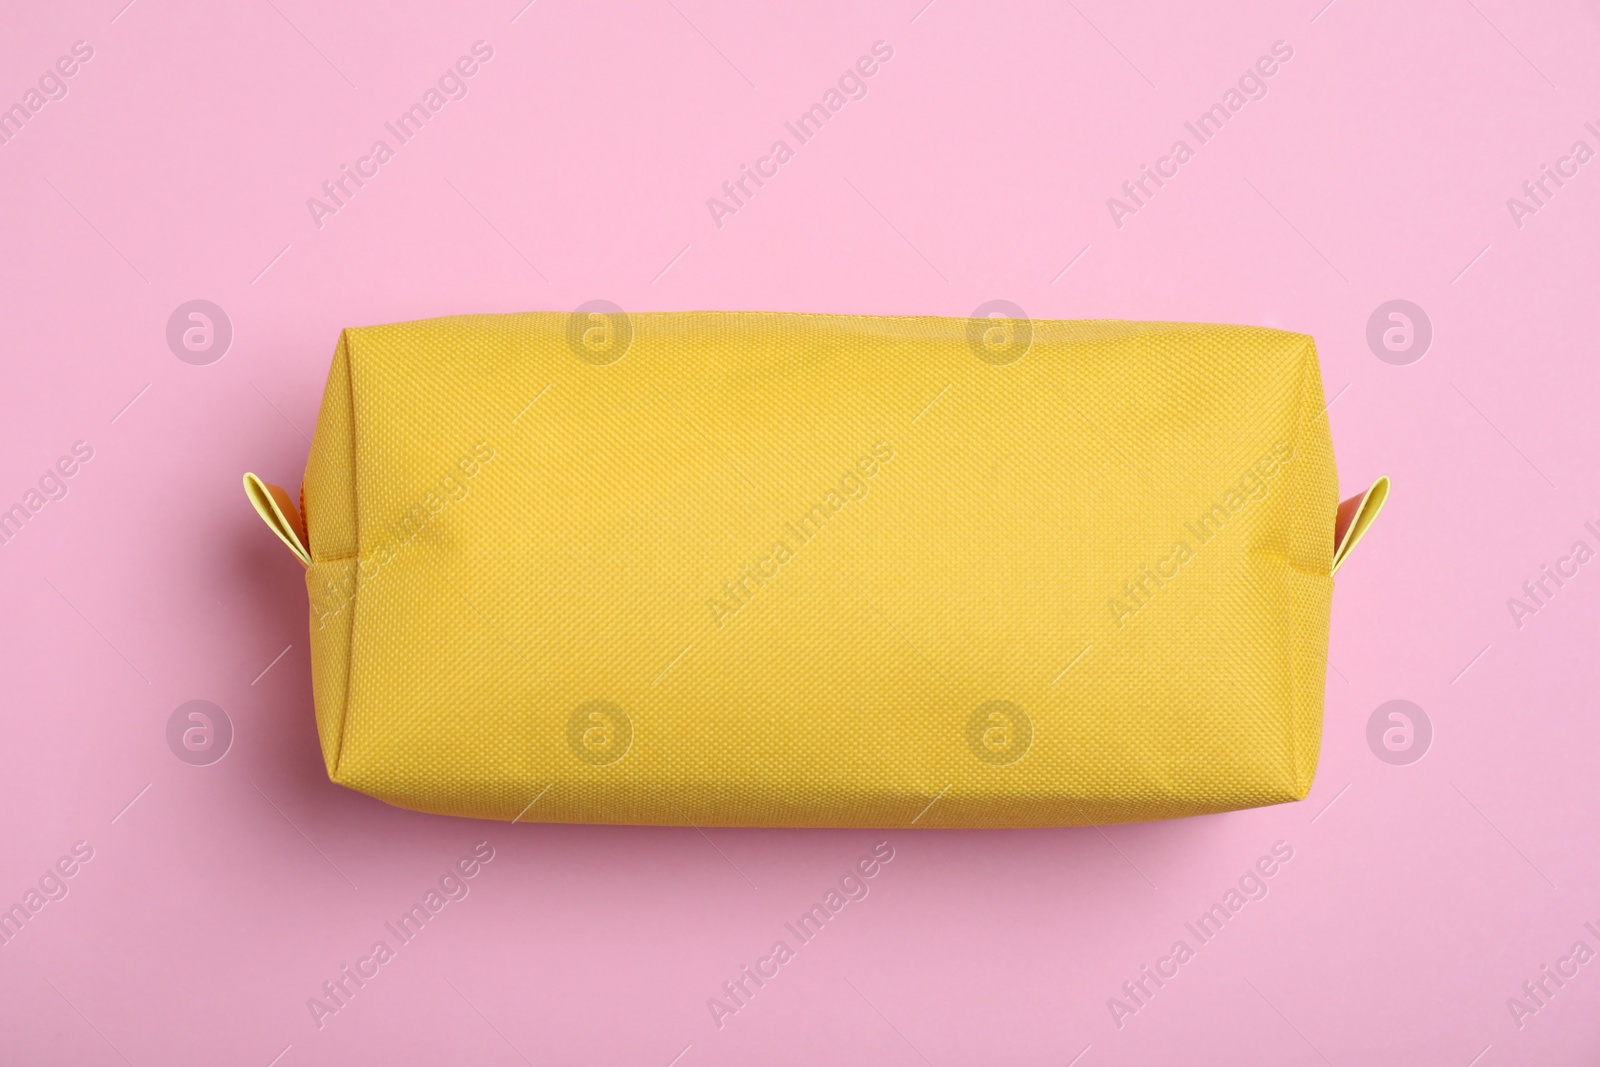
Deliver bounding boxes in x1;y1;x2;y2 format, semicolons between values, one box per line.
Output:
283;310;1363;828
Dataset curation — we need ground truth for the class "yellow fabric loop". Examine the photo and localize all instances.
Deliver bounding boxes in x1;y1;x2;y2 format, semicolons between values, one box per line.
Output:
243;472;311;567
1332;476;1389;576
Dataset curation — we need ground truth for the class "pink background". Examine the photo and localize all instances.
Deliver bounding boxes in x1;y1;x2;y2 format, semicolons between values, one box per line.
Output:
2;0;1598;1063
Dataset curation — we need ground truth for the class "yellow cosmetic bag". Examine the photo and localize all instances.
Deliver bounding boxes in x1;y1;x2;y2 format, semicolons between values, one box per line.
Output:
244;311;1386;828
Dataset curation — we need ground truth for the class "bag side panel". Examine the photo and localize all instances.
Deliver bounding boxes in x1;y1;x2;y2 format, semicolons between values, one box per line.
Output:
303;332;360;779
1285;338;1337;797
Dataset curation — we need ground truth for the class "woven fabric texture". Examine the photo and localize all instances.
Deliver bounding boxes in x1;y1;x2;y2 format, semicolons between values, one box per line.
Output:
298;311;1339;828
